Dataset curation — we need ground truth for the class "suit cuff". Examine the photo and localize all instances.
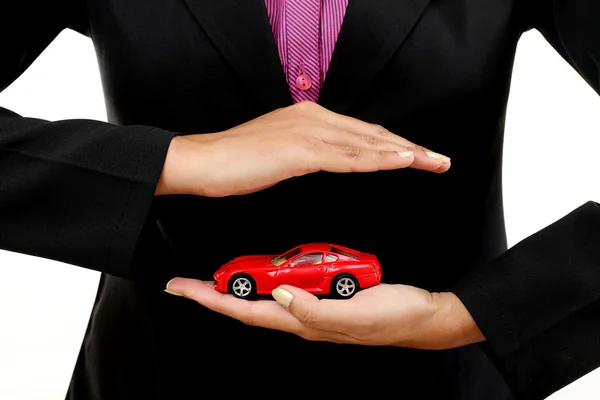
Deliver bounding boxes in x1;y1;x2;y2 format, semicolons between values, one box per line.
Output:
451;201;600;399
108;127;177;278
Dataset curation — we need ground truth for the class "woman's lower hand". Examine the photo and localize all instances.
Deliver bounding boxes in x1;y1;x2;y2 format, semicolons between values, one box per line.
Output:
156;101;450;196
165;279;484;350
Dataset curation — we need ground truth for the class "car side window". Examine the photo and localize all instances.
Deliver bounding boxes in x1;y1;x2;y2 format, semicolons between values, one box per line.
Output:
324;254;338;263
290;253;324;267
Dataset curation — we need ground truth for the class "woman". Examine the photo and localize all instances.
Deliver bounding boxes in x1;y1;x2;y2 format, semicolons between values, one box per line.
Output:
1;1;599;399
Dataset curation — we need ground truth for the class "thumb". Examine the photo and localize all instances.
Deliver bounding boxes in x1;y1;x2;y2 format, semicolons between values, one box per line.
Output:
272;285;318;309
271;285;323;327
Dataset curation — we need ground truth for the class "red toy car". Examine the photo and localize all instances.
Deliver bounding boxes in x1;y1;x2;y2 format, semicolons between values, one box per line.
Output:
213;243;382;299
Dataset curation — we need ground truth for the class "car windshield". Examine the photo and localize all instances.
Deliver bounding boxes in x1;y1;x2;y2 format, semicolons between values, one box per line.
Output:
271;247;301;266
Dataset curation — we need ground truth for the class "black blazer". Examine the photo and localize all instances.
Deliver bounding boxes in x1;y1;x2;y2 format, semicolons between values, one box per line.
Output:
1;1;599;399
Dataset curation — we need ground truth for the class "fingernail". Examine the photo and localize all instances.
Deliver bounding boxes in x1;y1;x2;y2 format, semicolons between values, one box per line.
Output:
272;287;293;309
442;156;451;164
426;151;444;160
397;151;414;158
165;278;183;296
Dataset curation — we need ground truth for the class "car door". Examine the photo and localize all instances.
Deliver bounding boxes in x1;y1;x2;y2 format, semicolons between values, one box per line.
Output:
276;252;328;290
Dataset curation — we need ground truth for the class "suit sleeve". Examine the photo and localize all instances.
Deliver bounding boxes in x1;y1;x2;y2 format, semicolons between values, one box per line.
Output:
451;3;600;399
0;1;177;279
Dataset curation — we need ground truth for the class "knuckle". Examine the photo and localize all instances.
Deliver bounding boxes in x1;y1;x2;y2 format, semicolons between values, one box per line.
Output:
372;124;391;137
360;134;380;147
343;146;362;160
412;144;427;152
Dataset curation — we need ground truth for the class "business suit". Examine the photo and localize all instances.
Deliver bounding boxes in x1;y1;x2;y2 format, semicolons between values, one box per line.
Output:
1;0;599;399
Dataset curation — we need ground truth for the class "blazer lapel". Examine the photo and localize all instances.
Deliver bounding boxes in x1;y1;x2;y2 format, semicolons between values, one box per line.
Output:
182;0;293;111
319;0;431;113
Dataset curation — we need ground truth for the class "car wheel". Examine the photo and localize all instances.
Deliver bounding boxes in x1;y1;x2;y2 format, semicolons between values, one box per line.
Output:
228;274;256;299
331;274;359;299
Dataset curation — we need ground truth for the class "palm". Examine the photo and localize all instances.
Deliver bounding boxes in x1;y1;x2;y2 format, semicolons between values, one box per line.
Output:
353;283;432;312
336;284;435;344
168;278;440;348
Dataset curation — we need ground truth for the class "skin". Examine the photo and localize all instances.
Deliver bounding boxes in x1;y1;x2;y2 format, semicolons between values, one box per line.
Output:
157;101;483;350
155;101;449;197
164;281;484;350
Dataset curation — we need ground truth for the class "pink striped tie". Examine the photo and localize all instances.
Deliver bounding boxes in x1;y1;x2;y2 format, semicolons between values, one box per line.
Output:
286;0;321;102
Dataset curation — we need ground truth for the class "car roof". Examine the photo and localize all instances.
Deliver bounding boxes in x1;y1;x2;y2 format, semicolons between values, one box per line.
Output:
300;243;358;254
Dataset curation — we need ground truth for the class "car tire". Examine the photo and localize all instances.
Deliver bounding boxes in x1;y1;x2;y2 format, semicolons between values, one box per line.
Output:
330;274;359;299
228;274;256;300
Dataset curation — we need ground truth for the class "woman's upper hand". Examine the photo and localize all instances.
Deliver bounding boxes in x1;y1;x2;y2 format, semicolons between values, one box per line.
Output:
155;101;450;196
164;279;484;350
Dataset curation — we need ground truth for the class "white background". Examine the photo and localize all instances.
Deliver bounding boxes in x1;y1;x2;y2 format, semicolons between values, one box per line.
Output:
1;29;599;399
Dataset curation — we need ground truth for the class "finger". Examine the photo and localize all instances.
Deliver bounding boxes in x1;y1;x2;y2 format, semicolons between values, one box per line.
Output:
432;160;451;174
408;146;449;172
167;278;358;343
315;127;416;156
168;278;304;329
316;112;450;172
313;143;415;172
318;111;419;150
272;285;358;333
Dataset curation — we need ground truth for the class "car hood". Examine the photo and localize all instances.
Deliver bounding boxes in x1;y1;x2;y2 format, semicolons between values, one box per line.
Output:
215;255;275;274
